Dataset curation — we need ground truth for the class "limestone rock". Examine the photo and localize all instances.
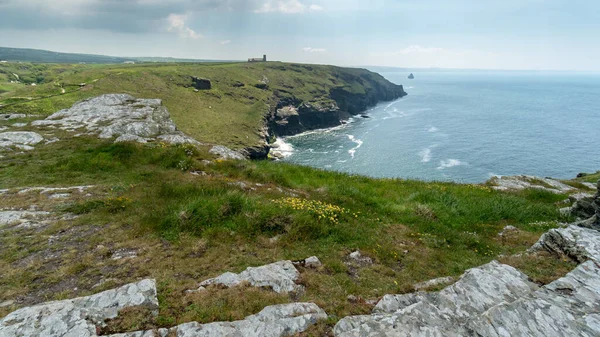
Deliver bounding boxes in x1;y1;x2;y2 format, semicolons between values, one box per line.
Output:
108;303;327;337
209;145;245;160
304;256;322;268
172;303;326;337
0;210;51;228
335;261;538;337
0;113;26;120
469;260;600;336
487;175;575;194
413;276;454;291
0;279;159;337
531;225;600;262
31;94;199;146
197;260;302;294
0;131;44;150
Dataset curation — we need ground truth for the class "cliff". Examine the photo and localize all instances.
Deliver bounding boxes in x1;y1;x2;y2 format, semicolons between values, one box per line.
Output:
268;68;407;137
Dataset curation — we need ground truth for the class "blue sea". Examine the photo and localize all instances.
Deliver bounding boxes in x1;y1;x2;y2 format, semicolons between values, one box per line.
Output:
280;70;600;183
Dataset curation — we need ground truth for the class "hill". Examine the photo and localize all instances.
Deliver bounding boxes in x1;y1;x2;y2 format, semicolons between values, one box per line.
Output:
0;46;135;64
0;61;406;156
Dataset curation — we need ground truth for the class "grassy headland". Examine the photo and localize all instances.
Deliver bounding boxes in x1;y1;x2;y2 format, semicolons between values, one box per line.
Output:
0;61;404;154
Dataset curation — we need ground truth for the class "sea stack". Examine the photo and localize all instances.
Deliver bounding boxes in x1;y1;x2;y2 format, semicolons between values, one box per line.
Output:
408;73;415;79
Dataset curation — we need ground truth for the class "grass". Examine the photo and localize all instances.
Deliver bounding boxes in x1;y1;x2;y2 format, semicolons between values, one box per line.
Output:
0;61;400;150
0;136;580;330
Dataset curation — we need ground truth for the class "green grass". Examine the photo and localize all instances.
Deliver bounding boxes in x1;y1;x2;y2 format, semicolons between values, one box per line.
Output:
0;137;578;328
0;62;400;150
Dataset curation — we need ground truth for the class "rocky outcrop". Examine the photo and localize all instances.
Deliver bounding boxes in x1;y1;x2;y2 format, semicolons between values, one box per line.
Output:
0;281;326;337
31;94;199;145
193;260;302;294
0;131;44;151
487;175;577;194
27;94;245;160
0;279;159;337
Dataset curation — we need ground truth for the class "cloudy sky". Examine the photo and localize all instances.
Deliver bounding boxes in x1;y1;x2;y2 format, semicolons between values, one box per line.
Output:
1;0;599;70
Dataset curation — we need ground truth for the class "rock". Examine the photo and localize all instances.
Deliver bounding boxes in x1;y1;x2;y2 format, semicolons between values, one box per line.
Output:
12;122;27;127
498;225;518;237
31;94;199;145
115;134;149;143
531;225;600;262
254;82;268;89
583;182;597;190
48;193;72;199
347;251;373;266
469;260;600;336
304;256;322;268
0;113;26;120
413;276;454;291
0;300;14;308
0;210;51;228
17;185;94;195
232;81;245;87
113;303;326;337
209;145;245;160
335;261;538;337
0;279;159;337
0;131;44;151
196;260;302;294
191;77;211;90
111;248;138;260
487;175;576;194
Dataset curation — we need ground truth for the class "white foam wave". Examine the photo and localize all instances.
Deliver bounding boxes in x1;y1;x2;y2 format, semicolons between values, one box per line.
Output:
419;148;432;162
437;159;464;170
428;126;439;133
406;86;414;89
347;134;363;159
270;138;294;158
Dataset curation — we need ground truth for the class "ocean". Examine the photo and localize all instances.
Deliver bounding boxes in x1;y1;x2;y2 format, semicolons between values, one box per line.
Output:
279;70;600;183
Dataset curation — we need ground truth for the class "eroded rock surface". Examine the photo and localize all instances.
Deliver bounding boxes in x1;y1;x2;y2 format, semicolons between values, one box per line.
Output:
0;131;44;151
335;261;537;337
531;225;600;262
0;279;158;337
488;175;576;194
196;260;302;294
105;303;327;337
31;94;197;145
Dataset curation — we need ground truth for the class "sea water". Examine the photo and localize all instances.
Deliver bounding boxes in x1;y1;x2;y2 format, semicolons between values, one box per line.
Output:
281;70;600;183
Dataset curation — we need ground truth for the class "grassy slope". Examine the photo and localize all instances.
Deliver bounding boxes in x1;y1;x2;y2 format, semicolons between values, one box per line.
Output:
0;137;578;333
0;62;398;150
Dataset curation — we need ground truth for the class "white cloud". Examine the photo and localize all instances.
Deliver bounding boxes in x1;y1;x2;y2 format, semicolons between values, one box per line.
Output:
254;1;324;14
303;47;326;53
167;13;202;39
220;40;231;45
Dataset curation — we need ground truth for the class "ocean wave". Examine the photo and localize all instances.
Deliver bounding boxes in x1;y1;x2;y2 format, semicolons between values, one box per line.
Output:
419;148;432;162
437;159;464;170
428;126;439;133
270;138;294;158
347;134;364;159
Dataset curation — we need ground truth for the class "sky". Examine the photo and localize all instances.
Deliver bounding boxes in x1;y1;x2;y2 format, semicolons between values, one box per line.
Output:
1;0;599;70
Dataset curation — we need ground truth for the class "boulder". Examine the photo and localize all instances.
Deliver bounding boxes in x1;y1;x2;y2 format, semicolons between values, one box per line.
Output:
0;279;159;337
196;260;302;294
191;77;211;90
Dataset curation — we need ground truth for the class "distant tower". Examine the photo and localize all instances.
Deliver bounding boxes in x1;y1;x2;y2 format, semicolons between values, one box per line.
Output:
263;55;267;62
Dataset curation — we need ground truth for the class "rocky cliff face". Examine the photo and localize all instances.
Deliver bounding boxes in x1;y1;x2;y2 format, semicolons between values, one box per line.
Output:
267;70;407;137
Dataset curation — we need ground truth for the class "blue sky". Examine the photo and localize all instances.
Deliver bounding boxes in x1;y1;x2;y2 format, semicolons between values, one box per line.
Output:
1;0;599;70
